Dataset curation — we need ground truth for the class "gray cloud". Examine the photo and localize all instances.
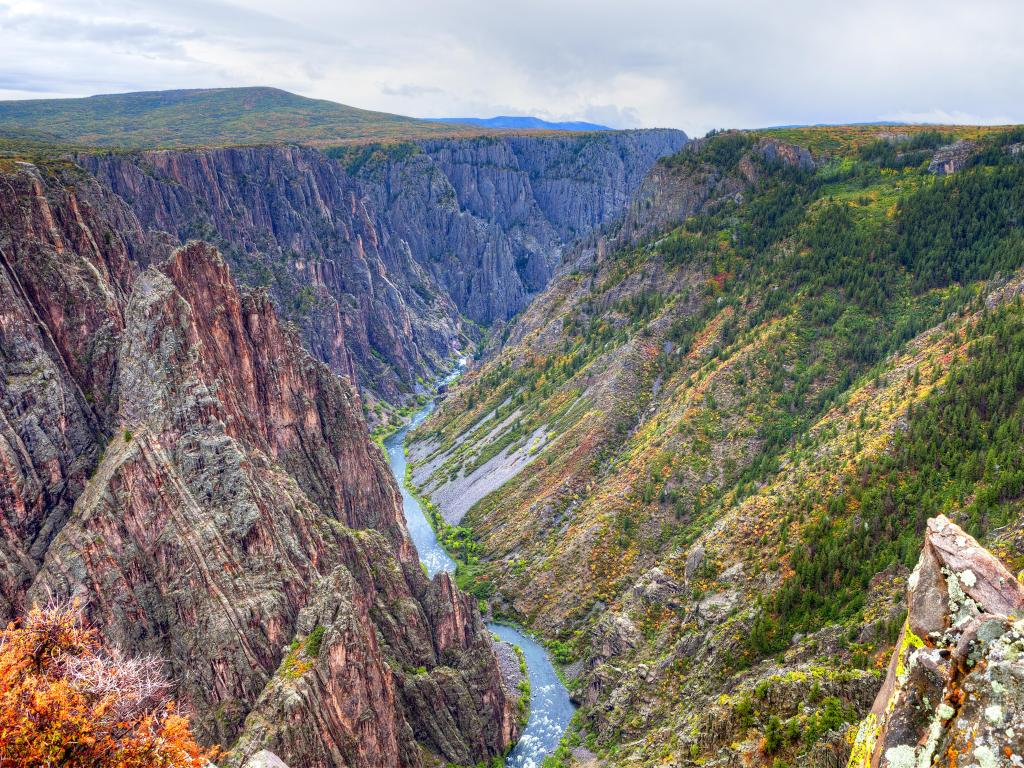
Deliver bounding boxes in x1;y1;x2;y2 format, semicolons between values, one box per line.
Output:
380;83;444;98
579;105;643;129
1;0;1022;134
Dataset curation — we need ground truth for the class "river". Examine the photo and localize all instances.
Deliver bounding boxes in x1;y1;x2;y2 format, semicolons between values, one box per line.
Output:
383;389;576;768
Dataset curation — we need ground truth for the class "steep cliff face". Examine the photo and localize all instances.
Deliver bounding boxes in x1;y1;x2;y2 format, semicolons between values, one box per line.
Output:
849;516;1024;768
81;146;464;405
0;162;515;767
78;130;686;404
0;160;152;620
359;130;688;326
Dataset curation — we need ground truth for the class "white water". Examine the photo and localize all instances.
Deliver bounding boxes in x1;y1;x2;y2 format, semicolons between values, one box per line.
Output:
382;382;575;767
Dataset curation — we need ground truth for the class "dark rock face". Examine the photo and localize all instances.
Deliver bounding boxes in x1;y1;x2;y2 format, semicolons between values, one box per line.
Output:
848;515;1024;767
78;130;686;401
0;163;515;767
928;140;976;175
80;146;463;405
374;131;687;325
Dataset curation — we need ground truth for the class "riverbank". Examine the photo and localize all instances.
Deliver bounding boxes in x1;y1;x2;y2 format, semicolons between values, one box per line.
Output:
492;636;530;728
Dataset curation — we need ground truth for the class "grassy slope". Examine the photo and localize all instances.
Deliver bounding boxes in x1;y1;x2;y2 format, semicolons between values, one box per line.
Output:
410;124;1024;766
0;86;499;150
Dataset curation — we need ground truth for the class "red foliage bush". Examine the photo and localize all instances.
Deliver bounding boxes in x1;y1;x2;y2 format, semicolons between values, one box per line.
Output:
0;601;214;767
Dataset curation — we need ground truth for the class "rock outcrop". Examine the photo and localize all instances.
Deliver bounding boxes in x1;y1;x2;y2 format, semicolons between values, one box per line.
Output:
848;515;1024;768
928;140;976;175
78;130;685;402
0;161;515;767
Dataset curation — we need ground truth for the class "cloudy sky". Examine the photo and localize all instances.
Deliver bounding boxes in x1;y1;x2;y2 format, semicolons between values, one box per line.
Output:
1;0;1022;135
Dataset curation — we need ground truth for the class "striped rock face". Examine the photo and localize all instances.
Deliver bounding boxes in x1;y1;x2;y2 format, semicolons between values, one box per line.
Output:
0;163;516;768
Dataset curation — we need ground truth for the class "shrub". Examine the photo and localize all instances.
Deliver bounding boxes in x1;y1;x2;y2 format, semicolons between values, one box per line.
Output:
0;601;213;768
549;640;574;664
305;625;326;658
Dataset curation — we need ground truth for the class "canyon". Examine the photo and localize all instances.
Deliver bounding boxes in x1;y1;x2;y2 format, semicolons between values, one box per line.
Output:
0;101;684;768
3;88;1024;768
80;129;685;409
0;161;517;766
408;126;1024;767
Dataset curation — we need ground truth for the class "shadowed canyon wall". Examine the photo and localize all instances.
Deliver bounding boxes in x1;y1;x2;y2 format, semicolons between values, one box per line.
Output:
80;129;686;404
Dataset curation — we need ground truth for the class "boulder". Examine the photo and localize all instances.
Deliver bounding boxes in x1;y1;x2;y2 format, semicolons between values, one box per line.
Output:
242;751;290;768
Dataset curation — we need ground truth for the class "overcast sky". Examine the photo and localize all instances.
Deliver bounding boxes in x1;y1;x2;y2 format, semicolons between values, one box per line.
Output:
1;0;1022;135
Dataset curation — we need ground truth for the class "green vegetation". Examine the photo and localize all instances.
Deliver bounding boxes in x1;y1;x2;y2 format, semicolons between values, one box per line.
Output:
895;162;1024;289
305;625;326;658
403;463;484;566
413;123;1024;766
547;640;574;665
750;298;1024;655
279;638;313;680
761;123;1007;155
326;141;422;175
725;673;865;764
0;87;493;152
540;718;585;767
370;394;430;446
514;644;530;727
654;129;1024;661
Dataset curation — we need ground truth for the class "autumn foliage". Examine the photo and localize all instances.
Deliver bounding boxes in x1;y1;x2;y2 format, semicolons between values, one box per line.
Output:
0;602;214;768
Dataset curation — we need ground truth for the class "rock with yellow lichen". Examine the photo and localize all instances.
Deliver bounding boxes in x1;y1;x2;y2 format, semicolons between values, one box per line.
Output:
848;514;1024;768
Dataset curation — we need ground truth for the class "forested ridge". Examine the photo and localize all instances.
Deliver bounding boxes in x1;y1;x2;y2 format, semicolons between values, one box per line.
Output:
410;123;1024;766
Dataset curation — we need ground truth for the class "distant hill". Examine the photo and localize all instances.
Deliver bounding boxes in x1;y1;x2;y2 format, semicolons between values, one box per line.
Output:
425;115;611;131
0;87;488;149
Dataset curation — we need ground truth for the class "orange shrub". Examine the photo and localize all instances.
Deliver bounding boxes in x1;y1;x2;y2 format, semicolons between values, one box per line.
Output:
0;602;214;768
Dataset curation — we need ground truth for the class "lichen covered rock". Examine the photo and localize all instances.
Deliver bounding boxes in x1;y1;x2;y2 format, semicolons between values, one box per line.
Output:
848;515;1024;768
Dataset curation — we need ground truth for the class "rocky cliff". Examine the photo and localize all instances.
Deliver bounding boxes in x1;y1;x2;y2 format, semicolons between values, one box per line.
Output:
78;129;685;404
80;145;464;406
848;516;1024;768
386;131;689;324
0;161;515;767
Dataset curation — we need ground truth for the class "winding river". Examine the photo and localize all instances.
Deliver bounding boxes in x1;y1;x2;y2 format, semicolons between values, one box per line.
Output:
383;392;576;768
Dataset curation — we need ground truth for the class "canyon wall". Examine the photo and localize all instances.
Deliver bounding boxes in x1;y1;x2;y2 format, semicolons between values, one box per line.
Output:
81;145;457;405
0;161;515;767
79;129;686;404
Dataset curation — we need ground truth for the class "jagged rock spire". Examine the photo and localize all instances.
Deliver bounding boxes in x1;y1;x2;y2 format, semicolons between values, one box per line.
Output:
849;515;1024;768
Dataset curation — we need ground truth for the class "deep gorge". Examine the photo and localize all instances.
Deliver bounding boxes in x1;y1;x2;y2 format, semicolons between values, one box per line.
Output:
6;114;1024;768
80;130;686;410
0;129;684;767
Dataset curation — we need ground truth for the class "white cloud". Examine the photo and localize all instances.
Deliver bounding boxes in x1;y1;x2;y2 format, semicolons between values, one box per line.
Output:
1;0;1022;135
